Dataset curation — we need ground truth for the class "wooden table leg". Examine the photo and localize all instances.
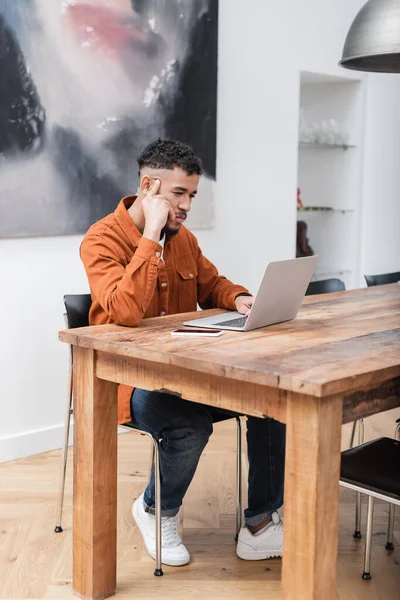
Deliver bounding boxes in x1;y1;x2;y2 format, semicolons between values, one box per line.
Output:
282;393;343;600
73;347;118;600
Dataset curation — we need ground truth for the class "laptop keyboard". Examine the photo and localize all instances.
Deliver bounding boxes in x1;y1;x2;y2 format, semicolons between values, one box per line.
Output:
214;316;247;328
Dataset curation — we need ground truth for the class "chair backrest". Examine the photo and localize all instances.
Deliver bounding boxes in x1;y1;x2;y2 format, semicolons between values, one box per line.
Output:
305;278;345;296
63;294;92;329
364;271;400;287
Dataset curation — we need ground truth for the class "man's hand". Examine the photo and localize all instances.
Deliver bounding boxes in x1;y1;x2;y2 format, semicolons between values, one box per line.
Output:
142;179;175;242
235;295;255;316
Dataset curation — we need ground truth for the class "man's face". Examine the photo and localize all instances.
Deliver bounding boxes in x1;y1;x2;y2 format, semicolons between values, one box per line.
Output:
141;167;199;237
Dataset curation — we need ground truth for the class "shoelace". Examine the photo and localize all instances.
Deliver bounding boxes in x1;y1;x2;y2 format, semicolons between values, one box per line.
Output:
161;516;182;547
271;511;281;525
270;512;283;532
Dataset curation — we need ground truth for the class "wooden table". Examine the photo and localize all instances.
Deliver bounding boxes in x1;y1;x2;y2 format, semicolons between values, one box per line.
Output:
59;284;400;600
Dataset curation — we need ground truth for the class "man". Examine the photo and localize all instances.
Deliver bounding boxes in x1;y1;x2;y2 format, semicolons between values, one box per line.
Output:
80;138;285;567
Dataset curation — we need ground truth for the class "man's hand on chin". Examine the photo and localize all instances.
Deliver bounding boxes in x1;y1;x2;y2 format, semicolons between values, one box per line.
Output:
234;296;255;316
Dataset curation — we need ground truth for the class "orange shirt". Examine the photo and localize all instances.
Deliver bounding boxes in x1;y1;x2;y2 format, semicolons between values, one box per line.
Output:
80;196;249;423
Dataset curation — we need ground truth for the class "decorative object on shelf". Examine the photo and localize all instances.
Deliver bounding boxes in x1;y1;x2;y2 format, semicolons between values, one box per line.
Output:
297;187;304;209
296;221;314;258
340;0;400;73
299;111;350;146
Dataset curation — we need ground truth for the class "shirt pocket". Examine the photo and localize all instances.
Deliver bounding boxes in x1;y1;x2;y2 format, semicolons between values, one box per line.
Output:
176;261;198;313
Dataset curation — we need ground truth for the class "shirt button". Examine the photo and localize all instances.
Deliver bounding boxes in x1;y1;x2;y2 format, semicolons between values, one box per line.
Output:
160;311;166;316
155;251;161;258
161;282;167;288
189;273;194;278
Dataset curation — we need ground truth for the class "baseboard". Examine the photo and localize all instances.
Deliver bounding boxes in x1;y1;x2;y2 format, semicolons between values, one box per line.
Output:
0;422;73;464
0;422;129;464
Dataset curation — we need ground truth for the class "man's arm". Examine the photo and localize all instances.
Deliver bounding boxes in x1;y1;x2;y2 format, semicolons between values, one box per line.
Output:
80;234;163;326
80;178;175;326
234;293;255;316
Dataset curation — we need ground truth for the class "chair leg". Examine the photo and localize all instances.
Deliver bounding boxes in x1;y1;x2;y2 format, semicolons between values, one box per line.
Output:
349;419;358;448
235;417;242;540
149;439;156;479
395;421;400;442
55;359;73;533
362;496;374;580
354;493;362;539
152;438;163;577
354;419;364;539
386;504;395;551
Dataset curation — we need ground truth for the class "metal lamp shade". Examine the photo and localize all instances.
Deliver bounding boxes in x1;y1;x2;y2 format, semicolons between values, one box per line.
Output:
340;0;400;73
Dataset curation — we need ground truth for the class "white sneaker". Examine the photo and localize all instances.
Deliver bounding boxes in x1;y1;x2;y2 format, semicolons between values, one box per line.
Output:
132;493;190;566
236;512;283;560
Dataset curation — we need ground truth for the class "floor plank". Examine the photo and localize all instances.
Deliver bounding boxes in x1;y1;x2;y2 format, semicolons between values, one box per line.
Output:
0;408;399;599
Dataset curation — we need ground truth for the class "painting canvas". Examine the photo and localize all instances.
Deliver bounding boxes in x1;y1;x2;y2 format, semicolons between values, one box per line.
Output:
0;0;218;237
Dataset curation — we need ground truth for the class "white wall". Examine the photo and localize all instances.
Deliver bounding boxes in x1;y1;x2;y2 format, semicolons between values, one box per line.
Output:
0;236;87;461
360;73;400;277
196;0;368;292
2;0;400;462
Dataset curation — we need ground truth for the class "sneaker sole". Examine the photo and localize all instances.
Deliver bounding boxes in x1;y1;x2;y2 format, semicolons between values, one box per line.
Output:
132;501;190;567
236;546;283;561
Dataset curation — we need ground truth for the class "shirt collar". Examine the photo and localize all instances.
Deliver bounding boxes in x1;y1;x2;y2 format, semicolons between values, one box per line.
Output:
114;195;142;248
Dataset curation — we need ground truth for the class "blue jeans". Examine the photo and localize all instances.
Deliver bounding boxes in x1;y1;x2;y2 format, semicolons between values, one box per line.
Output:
130;388;286;526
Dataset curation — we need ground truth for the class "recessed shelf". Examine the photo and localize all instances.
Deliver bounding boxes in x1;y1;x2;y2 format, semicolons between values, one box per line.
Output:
299;141;356;150
297;71;363;290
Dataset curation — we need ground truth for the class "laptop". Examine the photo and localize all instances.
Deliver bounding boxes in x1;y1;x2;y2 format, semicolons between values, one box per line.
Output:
183;256;318;332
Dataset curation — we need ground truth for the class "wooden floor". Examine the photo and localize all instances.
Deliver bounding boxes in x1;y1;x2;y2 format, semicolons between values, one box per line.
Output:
0;410;399;600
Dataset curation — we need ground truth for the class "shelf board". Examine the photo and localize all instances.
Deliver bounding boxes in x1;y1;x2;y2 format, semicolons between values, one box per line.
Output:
299;141;356;150
297;207;354;214
315;268;353;276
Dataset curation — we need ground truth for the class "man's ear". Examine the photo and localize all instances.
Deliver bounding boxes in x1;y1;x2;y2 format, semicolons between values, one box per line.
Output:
140;175;152;193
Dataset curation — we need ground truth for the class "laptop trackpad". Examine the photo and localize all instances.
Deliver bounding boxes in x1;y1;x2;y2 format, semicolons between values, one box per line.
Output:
184;311;243;328
216;311;242;322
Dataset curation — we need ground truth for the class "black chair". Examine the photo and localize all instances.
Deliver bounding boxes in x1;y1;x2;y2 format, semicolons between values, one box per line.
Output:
340;421;400;580
364;271;400;287
305;278;346;296
55;294;243;576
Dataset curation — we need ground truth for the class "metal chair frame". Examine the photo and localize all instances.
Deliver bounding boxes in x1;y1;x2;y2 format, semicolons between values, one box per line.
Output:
342;419;400;579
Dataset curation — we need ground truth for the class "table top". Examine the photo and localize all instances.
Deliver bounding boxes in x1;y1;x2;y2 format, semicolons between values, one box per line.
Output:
59;284;400;398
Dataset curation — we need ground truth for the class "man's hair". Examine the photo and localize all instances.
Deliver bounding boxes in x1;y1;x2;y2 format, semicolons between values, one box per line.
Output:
137;138;203;176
